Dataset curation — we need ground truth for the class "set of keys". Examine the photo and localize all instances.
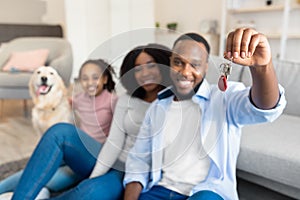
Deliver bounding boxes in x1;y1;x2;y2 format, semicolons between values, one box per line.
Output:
218;58;232;92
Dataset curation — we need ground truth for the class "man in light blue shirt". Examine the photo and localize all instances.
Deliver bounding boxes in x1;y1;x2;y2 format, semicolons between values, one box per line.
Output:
123;28;286;200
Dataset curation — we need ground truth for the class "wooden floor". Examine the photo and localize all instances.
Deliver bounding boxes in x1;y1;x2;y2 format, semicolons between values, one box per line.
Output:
0;99;33;119
0;99;38;166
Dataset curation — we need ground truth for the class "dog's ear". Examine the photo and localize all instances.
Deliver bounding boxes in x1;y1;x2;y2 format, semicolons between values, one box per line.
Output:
57;74;68;96
29;71;38;104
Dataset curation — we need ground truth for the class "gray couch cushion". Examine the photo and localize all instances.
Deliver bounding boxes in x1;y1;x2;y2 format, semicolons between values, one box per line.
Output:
273;59;300;117
237;114;300;190
241;59;300;117
0;37;73;86
0;72;31;88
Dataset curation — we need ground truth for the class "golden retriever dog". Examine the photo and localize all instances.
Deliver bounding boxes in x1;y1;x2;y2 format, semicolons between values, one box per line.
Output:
29;66;72;135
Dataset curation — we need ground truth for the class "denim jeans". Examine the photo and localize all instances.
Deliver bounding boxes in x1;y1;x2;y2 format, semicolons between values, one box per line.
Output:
50;168;124;200
0;164;81;193
0;170;24;194
12;123;103;200
139;185;223;200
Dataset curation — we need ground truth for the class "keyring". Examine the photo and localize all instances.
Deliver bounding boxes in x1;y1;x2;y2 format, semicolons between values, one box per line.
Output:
218;58;232;92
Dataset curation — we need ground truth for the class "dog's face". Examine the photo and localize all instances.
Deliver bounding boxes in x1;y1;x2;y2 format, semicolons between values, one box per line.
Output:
29;66;66;103
29;66;72;135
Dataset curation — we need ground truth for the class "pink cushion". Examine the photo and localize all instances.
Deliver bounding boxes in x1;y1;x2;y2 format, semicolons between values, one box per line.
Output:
2;49;49;72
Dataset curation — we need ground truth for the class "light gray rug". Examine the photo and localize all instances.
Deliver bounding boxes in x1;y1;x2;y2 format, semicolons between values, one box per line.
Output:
0;116;39;180
0;157;28;180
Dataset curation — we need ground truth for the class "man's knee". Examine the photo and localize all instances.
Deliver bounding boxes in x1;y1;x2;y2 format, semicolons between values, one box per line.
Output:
189;190;223;200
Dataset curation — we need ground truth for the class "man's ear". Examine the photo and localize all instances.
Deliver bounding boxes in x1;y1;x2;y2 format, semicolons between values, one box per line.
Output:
204;62;209;74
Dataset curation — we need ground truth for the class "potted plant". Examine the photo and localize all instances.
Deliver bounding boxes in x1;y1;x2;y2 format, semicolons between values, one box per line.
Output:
166;22;178;31
155;22;160;28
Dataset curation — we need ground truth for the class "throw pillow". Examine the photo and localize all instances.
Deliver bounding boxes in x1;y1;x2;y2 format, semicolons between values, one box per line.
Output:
2;49;49;72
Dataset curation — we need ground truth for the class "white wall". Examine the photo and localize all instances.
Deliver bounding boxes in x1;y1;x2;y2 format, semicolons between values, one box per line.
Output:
154;0;222;55
0;0;65;25
64;0;112;80
154;0;222;33
65;0;155;81
40;0;66;28
0;0;222;79
0;0;46;24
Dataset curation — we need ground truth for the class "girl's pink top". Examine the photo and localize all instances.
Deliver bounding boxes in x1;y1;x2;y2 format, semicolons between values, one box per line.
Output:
73;89;118;143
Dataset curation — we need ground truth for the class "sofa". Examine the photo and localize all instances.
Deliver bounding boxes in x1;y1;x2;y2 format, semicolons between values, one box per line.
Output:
0;24;73;116
206;56;300;199
0;37;73;94
0;37;73;116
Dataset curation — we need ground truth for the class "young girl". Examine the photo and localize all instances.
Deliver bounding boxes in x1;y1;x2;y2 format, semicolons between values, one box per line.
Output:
0;59;117;199
10;43;172;200
72;59;118;144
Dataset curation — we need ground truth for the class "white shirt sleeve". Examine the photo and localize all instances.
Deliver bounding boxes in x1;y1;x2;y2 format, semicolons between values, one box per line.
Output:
89;95;129;178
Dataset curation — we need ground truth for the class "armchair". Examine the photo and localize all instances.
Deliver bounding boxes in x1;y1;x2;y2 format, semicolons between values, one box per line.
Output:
0;37;73;115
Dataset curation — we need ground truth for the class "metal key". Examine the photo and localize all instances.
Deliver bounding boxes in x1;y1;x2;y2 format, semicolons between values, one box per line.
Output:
218;58;232;92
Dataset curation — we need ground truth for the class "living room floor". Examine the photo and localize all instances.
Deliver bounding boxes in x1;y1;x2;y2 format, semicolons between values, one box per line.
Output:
0;99;297;200
0;99;38;166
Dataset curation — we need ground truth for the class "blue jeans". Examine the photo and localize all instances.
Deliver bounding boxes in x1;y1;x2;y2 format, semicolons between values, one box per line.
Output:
50;169;124;200
139;186;223;200
12;123;103;200
0;164;81;193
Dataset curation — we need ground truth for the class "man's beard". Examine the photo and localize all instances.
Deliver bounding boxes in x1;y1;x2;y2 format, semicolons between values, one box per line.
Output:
172;81;202;101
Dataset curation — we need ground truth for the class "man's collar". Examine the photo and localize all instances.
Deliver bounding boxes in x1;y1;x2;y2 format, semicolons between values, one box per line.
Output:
157;86;174;100
195;79;210;100
158;79;211;100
